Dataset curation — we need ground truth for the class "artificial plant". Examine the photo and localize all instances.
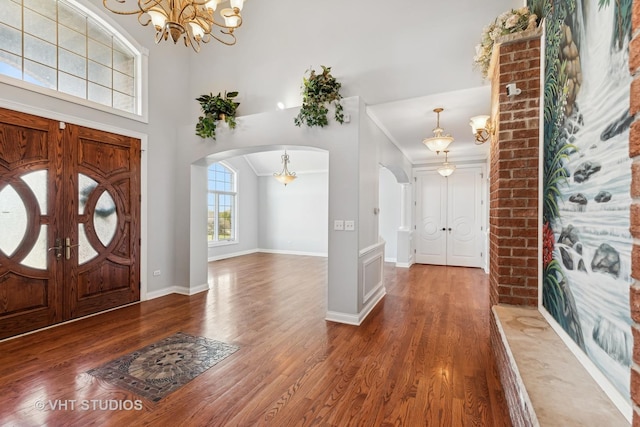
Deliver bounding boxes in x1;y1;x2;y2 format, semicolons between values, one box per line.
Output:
195;91;240;139
294;66;344;128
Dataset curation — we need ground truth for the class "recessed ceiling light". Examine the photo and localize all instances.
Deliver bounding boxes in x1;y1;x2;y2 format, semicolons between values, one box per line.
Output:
276;102;285;110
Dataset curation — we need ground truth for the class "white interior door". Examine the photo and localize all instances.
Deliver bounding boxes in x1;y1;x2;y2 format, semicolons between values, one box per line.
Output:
446;167;482;267
415;170;447;265
414;166;483;267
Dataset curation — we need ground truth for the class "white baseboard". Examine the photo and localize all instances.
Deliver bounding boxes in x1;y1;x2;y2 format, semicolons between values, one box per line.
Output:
208;248;259;262
384;257;397;263
258;248;327;257
359;286;386;323
325;287;386;326
325;311;360;325
146;283;209;300
395;262;412;268
208;248;327;262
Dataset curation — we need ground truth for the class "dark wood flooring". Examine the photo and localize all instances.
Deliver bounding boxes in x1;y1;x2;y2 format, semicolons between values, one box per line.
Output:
0;253;511;426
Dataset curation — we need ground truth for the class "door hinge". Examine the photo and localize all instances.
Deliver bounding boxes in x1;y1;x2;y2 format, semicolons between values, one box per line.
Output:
480;172;484;179
480;252;483;257
59;121;66;130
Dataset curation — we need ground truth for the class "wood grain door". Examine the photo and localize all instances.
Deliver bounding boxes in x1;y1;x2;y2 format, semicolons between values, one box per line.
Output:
0;109;64;338
0;108;140;339
64;124;140;319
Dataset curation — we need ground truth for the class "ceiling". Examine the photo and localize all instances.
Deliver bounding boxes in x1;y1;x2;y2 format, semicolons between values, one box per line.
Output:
366;85;492;165
244;84;491;176
177;0;525;171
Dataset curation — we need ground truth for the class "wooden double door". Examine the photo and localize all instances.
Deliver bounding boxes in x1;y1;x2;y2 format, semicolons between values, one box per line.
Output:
0;108;140;339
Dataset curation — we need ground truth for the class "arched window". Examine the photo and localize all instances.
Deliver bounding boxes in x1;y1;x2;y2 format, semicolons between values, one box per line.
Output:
0;0;144;117
207;162;237;244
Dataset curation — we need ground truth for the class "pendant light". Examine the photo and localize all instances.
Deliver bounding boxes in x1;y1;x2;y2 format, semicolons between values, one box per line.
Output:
273;150;297;186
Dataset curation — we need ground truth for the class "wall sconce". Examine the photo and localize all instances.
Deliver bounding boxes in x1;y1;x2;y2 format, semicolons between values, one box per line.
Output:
273;150;297;186
469;115;494;145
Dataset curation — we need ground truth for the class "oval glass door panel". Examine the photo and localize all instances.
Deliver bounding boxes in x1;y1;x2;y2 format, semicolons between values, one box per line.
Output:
78;223;98;264
94;190;117;247
21;224;47;269
21;170;47;215
79;174;98;215
0;184;28;257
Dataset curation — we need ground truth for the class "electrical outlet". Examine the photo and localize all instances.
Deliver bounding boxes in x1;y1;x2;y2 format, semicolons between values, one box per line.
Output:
153;270;161;276
344;220;355;231
334;220;344;231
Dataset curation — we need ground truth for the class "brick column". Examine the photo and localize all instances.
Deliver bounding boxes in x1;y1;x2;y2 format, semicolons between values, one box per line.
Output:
489;29;542;308
628;3;640;424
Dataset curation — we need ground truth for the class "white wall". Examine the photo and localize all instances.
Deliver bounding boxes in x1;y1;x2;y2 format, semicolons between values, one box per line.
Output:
175;97;361;316
258;172;328;255
379;167;401;262
207;156;259;260
0;6;191;297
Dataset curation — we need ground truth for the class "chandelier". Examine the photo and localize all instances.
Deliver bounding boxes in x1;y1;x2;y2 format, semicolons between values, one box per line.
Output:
437;150;456;177
273;151;297;186
423;107;454;154
102;0;246;52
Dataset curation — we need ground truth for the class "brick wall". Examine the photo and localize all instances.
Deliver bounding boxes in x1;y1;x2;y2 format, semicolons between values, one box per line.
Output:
629;2;640;424
490;313;534;427
489;32;541;308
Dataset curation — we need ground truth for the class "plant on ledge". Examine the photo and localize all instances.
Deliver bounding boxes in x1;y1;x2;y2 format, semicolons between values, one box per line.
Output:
294;66;345;128
473;7;539;79
195;91;240;140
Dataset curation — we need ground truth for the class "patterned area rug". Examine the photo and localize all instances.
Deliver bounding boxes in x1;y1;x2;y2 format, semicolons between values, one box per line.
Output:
87;332;239;402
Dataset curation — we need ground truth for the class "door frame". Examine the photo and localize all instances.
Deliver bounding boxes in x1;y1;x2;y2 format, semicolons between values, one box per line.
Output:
413;162;488;268
0;99;149;302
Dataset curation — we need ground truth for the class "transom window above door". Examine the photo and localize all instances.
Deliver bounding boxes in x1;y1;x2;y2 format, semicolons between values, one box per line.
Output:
0;0;145;118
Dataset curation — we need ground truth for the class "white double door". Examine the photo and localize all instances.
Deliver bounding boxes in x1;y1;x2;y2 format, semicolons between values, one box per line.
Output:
415;166;484;267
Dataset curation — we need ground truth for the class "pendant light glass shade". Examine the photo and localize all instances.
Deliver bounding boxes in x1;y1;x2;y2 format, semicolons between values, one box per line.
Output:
437;150;456;177
423;107;454;153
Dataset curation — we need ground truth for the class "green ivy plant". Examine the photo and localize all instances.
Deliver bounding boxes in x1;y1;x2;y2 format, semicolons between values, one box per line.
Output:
294;66;345;128
195;91;240;140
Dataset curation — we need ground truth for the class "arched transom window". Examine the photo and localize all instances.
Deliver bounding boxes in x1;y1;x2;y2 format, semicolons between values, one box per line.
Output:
208;162;237;244
0;0;142;115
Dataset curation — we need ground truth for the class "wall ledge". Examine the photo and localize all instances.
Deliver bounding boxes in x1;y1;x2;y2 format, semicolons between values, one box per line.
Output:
492;305;629;426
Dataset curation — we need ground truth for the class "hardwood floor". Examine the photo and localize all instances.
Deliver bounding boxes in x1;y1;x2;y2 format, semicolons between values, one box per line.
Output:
0;253;511;426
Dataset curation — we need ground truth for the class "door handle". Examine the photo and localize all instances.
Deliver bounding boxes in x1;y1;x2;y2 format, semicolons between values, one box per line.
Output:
48;238;63;259
65;237;80;260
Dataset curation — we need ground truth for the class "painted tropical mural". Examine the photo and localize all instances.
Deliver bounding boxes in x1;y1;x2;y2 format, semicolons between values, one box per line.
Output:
528;0;633;400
